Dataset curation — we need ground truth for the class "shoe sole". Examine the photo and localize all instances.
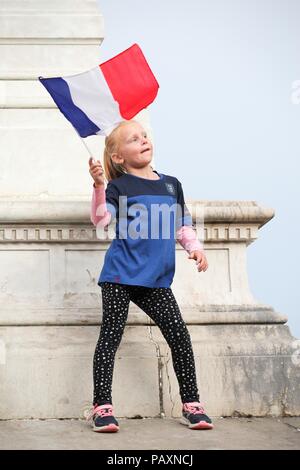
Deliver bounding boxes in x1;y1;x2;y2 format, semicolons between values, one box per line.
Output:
179;416;214;430
92;423;119;433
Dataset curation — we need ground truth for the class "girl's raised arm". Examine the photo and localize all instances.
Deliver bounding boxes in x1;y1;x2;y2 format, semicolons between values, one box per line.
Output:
90;183;113;227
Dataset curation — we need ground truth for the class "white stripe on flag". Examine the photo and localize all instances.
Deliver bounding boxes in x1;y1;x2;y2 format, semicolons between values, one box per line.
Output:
64;66;123;134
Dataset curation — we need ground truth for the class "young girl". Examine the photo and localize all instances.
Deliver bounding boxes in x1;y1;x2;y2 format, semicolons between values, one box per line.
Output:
87;119;213;432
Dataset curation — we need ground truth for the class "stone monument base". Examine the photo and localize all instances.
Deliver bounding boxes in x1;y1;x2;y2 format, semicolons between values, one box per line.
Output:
1;312;299;419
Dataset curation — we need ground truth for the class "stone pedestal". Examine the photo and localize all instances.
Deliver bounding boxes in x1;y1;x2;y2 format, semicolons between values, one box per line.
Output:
0;200;299;419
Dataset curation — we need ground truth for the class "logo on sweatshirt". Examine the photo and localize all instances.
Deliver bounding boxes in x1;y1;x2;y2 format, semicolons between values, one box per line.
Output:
165;182;175;195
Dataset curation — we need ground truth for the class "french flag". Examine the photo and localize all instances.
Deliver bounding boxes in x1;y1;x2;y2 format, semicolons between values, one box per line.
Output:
39;43;159;137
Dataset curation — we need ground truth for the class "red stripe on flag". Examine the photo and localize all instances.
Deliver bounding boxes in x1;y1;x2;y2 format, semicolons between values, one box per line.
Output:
100;43;159;119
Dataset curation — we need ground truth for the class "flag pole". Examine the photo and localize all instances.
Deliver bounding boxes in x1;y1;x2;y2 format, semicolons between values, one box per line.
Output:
76;132;94;159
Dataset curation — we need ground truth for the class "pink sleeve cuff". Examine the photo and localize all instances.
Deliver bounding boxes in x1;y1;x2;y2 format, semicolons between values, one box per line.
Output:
90;184;112;227
176;225;204;254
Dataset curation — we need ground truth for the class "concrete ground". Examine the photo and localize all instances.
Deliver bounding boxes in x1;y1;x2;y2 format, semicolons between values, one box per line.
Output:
0;417;299;450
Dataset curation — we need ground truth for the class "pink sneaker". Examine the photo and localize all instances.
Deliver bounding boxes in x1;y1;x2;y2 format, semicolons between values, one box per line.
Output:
180;401;214;430
86;403;119;433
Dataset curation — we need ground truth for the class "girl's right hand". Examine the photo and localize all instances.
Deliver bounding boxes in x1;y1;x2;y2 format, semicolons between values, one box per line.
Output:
89;157;105;187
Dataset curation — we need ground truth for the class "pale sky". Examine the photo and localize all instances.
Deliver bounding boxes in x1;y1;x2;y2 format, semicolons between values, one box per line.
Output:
97;0;300;338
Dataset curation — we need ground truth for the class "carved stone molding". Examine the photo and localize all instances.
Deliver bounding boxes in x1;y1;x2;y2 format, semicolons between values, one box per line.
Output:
0;199;274;244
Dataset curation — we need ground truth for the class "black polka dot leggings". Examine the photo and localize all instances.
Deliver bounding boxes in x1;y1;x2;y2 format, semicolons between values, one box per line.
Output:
93;281;200;406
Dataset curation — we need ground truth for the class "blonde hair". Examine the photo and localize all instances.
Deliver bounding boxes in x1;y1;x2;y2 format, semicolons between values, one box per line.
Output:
103;119;153;183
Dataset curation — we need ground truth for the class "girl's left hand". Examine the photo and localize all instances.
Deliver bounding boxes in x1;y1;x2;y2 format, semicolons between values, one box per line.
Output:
188;250;208;272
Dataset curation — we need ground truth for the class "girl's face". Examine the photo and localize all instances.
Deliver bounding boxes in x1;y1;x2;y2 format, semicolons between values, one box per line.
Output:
113;122;153;170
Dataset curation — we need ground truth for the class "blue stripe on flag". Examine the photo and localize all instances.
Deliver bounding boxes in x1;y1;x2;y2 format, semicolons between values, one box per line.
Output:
39;77;101;138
